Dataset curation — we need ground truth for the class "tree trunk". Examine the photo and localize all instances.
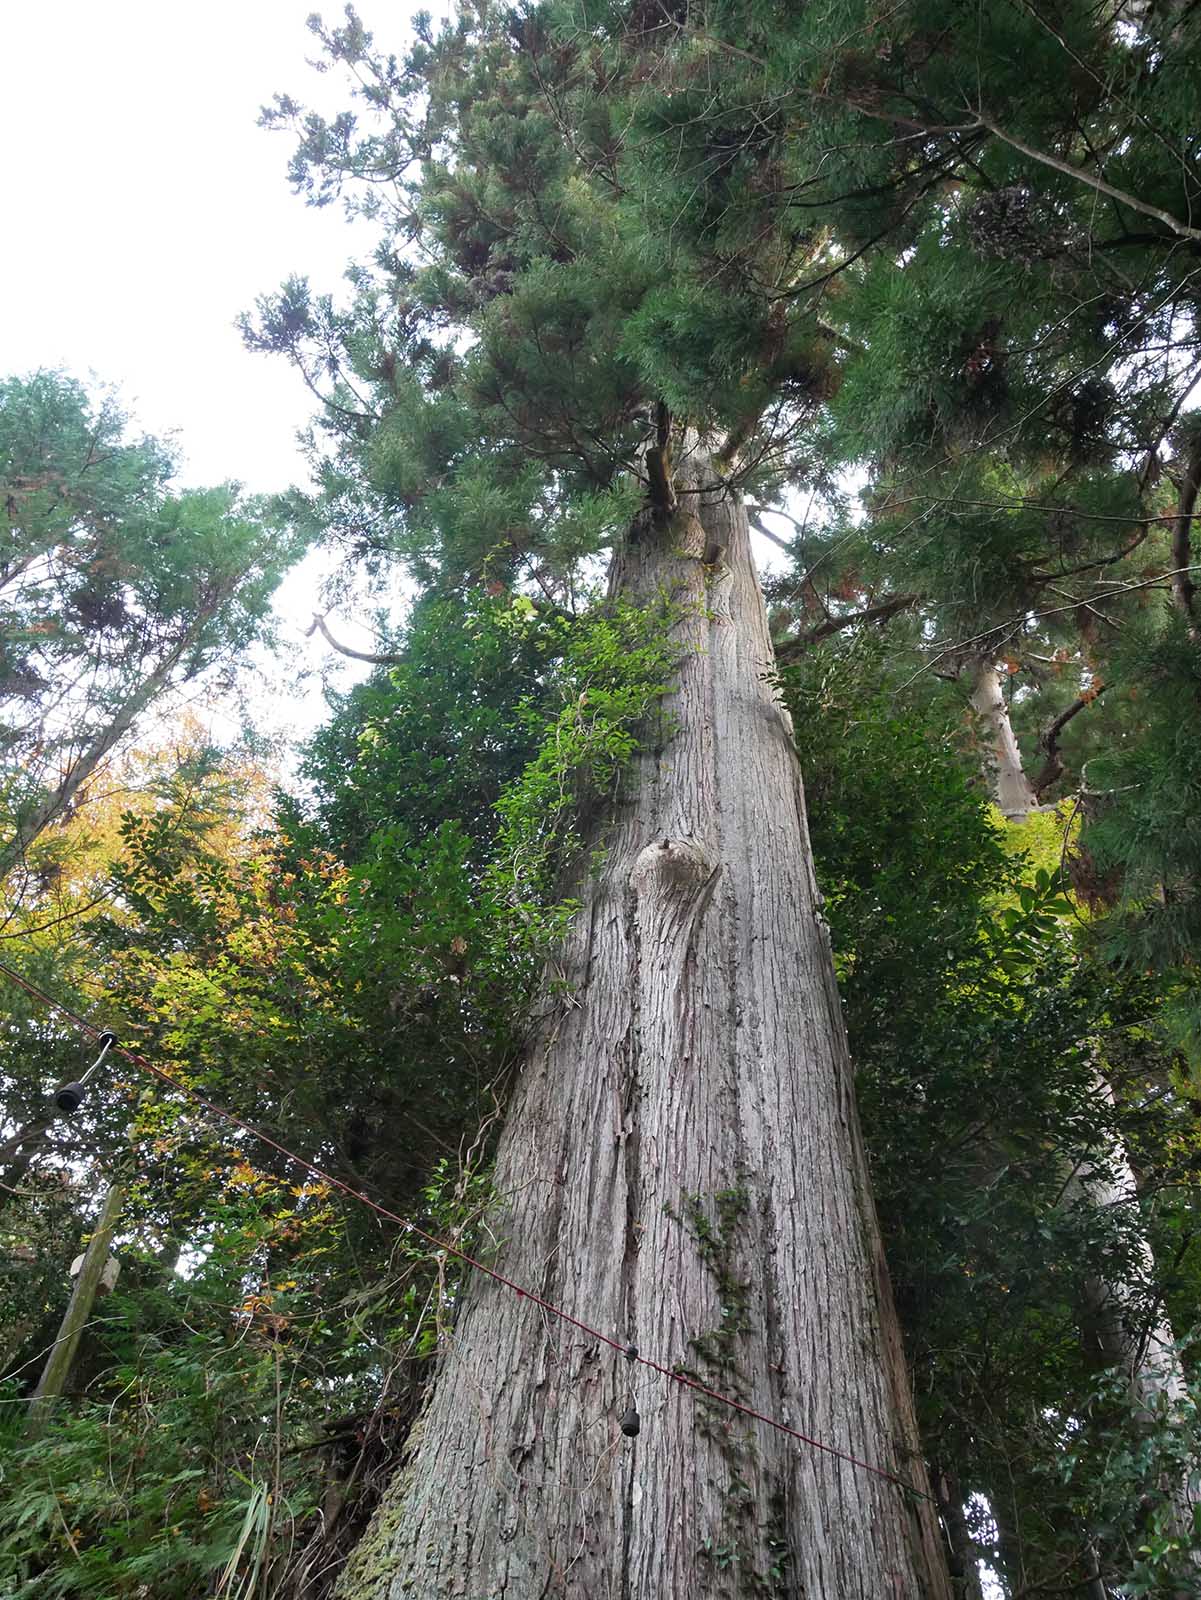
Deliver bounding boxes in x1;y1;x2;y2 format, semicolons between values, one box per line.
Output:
933;1469;985;1600
1068;1081;1198;1578
965;704;1198;1581
0;1115;54;1216
338;453;950;1598
0;634;192;879
26;1181;123;1436
967;685;1190;1429
968;658;1037;820
1071;1091;1189;1416
1169;429;1201;639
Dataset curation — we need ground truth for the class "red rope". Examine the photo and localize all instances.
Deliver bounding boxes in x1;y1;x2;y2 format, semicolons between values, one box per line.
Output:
0;957;933;1502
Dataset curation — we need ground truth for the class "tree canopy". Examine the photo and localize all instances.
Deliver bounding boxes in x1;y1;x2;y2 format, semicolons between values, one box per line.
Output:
0;371;303;882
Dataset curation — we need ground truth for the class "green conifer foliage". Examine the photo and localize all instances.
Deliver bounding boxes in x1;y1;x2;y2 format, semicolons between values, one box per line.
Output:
0;371;304;877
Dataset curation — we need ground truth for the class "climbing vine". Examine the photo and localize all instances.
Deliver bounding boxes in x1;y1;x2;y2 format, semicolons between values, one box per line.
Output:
671;1187;790;1598
490;594;679;935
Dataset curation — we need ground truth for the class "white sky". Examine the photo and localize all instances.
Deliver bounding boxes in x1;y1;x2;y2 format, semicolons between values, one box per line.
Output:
0;0;400;493
0;1;430;750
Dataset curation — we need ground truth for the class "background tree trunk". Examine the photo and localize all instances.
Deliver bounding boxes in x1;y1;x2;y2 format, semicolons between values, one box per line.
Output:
0;646;185;879
338;450;950;1599
968;658;1037;820
1067;1083;1198;1584
1071;1087;1189;1415
966;696;1197;1586
968;685;1190;1423
933;1469;985;1600
0;1115;54;1217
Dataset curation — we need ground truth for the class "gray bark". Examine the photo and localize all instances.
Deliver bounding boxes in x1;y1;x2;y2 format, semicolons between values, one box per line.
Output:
968;658;1037;820
339;452;950;1598
969;681;1190;1425
1067;1080;1198;1571
1071;1093;1188;1415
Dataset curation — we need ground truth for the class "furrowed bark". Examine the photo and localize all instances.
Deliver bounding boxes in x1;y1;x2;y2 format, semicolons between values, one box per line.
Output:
339;448;950;1598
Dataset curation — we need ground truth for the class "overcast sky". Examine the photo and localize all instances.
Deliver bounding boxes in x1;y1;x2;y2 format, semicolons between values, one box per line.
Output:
0;0;405;493
0;2;427;748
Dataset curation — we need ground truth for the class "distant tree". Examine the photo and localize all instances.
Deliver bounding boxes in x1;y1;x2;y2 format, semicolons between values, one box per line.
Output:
781;633;1201;1596
0;371;304;882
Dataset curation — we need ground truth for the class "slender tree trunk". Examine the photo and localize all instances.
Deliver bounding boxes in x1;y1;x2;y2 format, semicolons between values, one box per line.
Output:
970;686;1190;1422
339;453;951;1598
1070;1090;1189;1415
989;1478;1029;1596
967;697;1197;1581
1067;1083;1198;1577
26;1181;123;1436
968;658;1037;820
1082;1546;1110;1600
0;635;192;879
933;1469;985;1600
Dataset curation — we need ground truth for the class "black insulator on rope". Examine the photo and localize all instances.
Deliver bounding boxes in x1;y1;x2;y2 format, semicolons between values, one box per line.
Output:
54;1080;86;1113
620;1404;641;1438
51;1031;118;1117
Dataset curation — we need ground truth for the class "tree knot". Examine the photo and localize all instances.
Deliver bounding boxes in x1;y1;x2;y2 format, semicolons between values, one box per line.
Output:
631;836;716;898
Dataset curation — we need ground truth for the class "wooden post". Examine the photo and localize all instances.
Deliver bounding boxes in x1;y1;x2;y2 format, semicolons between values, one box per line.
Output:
26;1182;123;1436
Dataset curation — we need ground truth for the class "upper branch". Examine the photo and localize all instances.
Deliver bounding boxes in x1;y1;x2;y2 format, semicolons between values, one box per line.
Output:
306;613;405;664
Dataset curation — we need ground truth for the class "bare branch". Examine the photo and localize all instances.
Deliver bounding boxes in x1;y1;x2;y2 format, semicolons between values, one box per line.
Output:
974;113;1201;244
1033;685;1109;798
1026;525;1151;582
1138;363;1201;492
747;509;794;552
306;613;405;665
896;566;1201;692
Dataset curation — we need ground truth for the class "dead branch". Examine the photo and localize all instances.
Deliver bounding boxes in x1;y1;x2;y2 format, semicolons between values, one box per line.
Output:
1033;684;1109;798
974;113;1201;243
306;614;405;665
